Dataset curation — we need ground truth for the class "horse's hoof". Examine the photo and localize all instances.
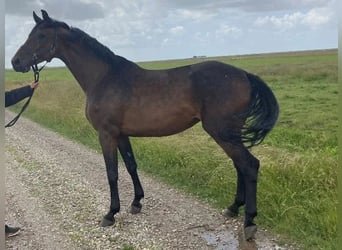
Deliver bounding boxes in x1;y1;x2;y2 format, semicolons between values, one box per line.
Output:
244;225;257;240
222;208;238;218
100;217;115;227
130;204;142;214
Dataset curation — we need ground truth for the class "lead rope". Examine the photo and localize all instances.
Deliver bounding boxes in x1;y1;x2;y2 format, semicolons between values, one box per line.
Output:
5;62;46;128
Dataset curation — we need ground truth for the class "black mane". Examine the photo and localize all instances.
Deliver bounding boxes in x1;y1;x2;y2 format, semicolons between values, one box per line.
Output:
70;28;114;62
68;27;134;70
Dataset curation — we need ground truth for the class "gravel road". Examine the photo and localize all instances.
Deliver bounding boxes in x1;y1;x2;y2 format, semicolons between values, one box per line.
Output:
5;110;291;250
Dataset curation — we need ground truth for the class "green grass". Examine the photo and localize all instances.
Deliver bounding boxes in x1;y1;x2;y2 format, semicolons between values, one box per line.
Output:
5;49;338;249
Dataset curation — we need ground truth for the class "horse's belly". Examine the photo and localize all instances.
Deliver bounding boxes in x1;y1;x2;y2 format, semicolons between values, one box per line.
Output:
121;109;200;137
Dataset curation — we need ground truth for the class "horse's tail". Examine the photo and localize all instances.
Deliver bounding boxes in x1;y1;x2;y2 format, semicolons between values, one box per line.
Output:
239;72;279;148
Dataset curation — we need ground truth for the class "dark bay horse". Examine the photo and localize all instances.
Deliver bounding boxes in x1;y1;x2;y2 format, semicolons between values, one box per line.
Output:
12;10;279;240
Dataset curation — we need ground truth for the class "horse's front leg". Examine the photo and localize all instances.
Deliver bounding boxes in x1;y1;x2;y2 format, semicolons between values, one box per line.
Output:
98;131;120;227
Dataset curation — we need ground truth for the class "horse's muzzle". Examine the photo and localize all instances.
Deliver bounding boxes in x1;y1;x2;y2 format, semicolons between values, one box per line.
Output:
11;57;31;73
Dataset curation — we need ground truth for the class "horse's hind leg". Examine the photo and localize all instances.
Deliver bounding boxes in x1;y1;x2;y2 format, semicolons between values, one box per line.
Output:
223;167;245;217
220;141;259;240
227;145;259;240
203;123;259;240
118;135;144;214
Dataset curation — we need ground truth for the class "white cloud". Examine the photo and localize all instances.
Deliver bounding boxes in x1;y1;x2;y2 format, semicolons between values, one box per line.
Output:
169;26;184;35
170;9;216;22
255;7;333;31
301;8;332;26
215;24;242;38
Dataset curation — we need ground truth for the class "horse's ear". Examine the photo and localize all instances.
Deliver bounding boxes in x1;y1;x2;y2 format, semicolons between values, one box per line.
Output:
41;10;51;21
33;11;42;24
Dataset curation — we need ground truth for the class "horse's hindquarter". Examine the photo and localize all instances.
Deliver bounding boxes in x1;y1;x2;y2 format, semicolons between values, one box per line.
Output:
190;61;251;116
121;67;201;137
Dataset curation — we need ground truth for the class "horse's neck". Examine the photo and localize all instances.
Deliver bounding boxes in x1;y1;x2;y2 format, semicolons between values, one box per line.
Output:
57;44;110;93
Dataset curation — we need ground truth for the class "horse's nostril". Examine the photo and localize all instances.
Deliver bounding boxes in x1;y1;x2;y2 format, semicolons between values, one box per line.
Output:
12;58;20;66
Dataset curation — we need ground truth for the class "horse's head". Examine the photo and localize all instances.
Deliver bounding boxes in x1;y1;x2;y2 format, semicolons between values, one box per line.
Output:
12;10;66;72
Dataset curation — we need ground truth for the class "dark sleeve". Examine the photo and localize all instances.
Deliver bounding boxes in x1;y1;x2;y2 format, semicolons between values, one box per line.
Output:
5;85;33;107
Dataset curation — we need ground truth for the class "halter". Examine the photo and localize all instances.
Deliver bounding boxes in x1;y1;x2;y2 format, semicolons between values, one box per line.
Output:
32;61;47;82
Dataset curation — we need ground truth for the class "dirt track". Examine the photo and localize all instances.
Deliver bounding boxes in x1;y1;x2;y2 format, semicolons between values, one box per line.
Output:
5;110;290;249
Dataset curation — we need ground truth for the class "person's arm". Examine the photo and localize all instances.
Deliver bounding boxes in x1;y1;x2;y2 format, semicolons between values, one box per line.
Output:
5;82;39;107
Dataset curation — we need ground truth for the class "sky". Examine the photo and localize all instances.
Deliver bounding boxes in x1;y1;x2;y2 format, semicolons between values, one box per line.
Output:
5;0;338;68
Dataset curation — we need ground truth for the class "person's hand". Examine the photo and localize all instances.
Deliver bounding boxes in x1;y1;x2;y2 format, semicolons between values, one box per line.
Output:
30;81;39;89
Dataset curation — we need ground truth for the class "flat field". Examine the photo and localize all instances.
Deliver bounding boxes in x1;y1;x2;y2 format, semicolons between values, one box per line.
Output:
5;49;338;249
